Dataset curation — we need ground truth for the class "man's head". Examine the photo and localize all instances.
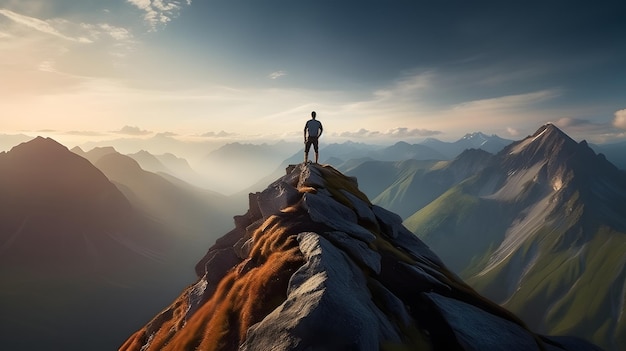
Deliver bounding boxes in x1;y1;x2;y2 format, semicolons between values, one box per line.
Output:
311;111;316;119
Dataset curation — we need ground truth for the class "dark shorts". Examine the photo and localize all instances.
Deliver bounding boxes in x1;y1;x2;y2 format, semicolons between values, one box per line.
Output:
305;136;319;153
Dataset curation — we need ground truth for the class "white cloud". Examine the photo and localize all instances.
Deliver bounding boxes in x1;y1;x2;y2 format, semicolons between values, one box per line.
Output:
506;127;520;136
113;125;152;135
269;70;287;80
155;131;178;137
387;127;442;137
337;127;441;139
553;117;591;128
67;130;106;137
333;71;435;130
372;71;433;101
450;90;559;114
201;130;237;138
126;0;192;31
0;6;137;91
127;0;152;10
613;109;626;130
0;9;92;43
551;117;611;134
338;128;376;138
546;116;626;143
82;23;133;41
37;60;57;73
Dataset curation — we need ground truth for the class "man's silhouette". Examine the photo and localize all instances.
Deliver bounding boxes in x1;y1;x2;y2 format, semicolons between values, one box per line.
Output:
304;111;323;163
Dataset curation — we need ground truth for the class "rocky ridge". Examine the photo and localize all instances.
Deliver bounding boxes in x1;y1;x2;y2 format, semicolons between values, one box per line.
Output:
121;163;600;351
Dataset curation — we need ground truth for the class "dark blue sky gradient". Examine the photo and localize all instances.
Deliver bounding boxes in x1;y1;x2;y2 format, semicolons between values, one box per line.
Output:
161;1;625;106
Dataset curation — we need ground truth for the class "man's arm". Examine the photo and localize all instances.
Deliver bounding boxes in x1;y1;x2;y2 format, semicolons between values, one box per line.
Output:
304;123;308;142
318;123;323;137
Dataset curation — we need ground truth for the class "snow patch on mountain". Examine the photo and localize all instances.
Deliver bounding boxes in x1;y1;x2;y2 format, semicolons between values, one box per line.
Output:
508;127;549;155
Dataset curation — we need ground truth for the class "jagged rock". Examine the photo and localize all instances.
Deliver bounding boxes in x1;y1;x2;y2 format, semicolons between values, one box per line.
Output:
241;232;401;351
303;192;376;243
424;292;540;351
322;230;381;274
372;204;404;238
121;163;601;351
257;181;300;219
340;188;378;225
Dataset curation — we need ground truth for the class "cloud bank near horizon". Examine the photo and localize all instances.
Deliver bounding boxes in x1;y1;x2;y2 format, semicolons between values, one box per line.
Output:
613;109;626;130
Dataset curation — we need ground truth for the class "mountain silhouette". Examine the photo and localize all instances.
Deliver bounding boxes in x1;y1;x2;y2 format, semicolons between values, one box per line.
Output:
0;137;138;265
121;163;600;351
373;141;446;161
93;151;238;249
71;145;117;164
126;150;206;186
591;140;626;170
0;137;195;350
405;123;626;350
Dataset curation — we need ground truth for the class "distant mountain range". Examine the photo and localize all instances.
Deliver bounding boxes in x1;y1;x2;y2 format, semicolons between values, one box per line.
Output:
237;133;515;198
422;132;514;158
3;131;623;196
76;148;239;246
1;137;238;351
127;150;200;182
319;132;512;165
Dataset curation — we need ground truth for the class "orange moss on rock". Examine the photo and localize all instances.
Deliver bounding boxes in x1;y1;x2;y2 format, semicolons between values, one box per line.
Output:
122;211;310;351
119;287;192;350
297;185;317;194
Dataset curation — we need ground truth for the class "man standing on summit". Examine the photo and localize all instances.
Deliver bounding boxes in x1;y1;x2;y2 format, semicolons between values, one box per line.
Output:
304;111;323;163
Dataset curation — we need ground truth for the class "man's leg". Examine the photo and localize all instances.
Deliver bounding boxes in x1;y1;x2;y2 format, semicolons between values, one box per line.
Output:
304;139;311;163
313;138;319;163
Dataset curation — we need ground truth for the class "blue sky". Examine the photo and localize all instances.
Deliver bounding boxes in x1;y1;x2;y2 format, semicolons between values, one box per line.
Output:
1;0;625;145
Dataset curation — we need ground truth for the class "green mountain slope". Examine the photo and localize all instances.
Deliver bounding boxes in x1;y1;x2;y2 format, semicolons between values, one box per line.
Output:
403;124;626;350
345;149;493;219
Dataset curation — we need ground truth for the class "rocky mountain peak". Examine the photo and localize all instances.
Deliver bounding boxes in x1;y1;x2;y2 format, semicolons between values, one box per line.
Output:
122;163;599;351
6;136;67;157
461;131;489;141
504;124;576;158
498;123;599;178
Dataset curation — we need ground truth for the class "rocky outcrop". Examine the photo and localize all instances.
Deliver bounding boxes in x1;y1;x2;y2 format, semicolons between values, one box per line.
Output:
121;163;601;351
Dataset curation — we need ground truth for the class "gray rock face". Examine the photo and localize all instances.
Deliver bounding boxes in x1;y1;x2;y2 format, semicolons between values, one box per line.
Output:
121;163;602;351
242;232;400;351
425;292;540;351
